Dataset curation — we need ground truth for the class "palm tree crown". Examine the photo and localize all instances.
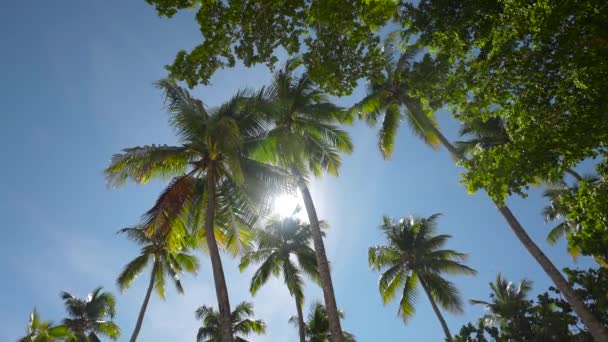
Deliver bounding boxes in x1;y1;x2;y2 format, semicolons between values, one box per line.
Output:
289;302;355;342
351;39;440;158
18;309;71;342
60;287;120;341
106;81;288;249
117;226;199;298
252;59;353;177
240;215;320;298
469;274;533;336
368;214;476;340
195;302;266;342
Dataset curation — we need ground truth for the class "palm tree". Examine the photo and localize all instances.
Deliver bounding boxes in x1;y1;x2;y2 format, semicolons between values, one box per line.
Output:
352;39;608;340
251;60;352;342
469;274;533;339
106;81;290;342
195;302;265;342
18;308;71;342
117;226;200;341
289;301;355;342
60;287;120;341
368;213;476;341
239;215;320;342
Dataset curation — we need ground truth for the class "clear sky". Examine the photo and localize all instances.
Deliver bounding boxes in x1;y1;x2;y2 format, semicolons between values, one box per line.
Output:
0;1;595;341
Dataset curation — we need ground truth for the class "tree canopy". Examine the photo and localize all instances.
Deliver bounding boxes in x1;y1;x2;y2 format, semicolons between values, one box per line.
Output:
144;0;399;94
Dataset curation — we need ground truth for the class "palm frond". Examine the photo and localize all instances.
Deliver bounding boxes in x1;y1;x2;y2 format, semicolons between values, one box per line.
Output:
116;254;150;291
105;145;191;186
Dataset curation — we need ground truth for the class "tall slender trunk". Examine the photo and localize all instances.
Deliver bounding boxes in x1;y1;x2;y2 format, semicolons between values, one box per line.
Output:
293;166;345;342
419;277;452;341
294;292;307;342
410;106;608;341
206;163;234;342
130;261;157;342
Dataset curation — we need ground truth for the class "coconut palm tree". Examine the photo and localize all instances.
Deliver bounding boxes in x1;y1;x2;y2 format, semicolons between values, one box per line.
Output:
117;226;199;341
250;60;352;342
289;301;355;342
60;287;120;341
18;308;71;342
469;274;533;339
352;39;608;340
195;302;265;342
105;81;290;342
368;214;476;341
239;215;320;342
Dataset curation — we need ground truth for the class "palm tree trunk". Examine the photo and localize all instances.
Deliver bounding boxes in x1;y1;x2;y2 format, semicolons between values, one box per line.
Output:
419;277;452;341
206;163;234;342
411;107;608;341
497;206;608;341
293;166;345;342
294;293;307;342
130;262;157;342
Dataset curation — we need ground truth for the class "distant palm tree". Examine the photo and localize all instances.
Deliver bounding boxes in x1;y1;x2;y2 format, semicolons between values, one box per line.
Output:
195;302;265;342
240;215;320;342
60;287;120;341
353;37;607;339
469;274;533;339
289;301;355;342
18;308;71;342
368;214;476;341
117;226;199;341
252;60;352;342
106;81;289;342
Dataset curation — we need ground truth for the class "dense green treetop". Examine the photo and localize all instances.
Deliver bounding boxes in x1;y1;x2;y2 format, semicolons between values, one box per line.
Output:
402;0;608;202
145;0;398;94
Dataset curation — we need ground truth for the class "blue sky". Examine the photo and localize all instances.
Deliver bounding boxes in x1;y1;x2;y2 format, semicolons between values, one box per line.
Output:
0;1;595;341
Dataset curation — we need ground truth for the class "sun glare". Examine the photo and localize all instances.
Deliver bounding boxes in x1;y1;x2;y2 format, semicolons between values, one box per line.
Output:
273;193;306;220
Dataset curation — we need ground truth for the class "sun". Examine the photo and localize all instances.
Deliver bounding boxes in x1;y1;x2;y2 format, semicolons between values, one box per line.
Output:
273;193;306;219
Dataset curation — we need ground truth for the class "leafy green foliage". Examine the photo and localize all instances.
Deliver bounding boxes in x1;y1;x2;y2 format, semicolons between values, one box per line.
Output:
540;162;608;267
368;214;476;323
288;302;356;342
145;0;398;94
401;0;608;202
454;268;608;341
195;301;266;342
60;287;120;341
